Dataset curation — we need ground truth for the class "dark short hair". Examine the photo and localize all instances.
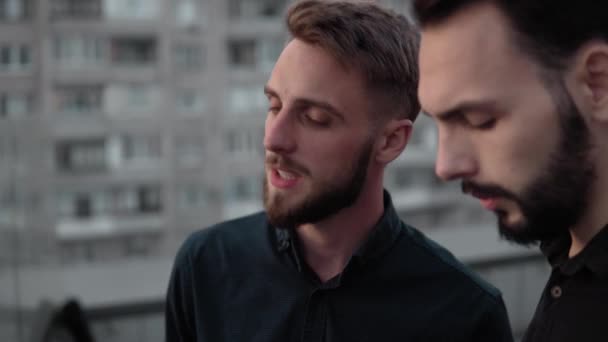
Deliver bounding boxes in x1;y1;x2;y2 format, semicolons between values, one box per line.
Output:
286;0;421;121
413;0;608;73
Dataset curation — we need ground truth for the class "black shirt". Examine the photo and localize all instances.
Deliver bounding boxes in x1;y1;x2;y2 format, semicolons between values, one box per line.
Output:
165;192;513;342
523;225;608;342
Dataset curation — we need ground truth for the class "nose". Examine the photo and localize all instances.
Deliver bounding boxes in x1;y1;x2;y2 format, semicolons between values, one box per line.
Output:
434;131;478;181
263;110;296;154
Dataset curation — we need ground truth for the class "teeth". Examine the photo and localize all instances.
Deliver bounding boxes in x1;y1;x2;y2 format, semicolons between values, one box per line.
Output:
277;170;296;180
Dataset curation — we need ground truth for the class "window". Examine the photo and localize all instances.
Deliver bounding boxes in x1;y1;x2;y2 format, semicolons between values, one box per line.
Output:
225;128;261;156
259;37;283;71
53;35;104;68
0;0;29;20
177;184;212;209
106;83;161;114
110;188;137;215
228;0;285;18
137;185;162;213
228;85;266;114
228;38;283;71
50;0;101;19
176;0;201;26
57;185;162;220
74;194;92;218
111;38;156;65
224;177;259;201
111;185;162;214
173;44;203;70
109;187;137;214
228;39;256;68
55;85;103;115
57;191;102;219
0;92;32;119
0;44;30;72
104;0;160;20
121;134;162;161
56;139;106;172
176;89;205;113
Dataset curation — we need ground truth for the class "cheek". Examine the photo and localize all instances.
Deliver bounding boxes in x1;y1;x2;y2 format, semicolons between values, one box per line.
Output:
484;118;559;190
302;122;373;167
307;140;360;172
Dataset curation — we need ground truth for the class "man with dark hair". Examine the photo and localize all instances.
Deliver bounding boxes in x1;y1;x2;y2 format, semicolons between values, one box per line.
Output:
413;0;608;340
165;1;512;341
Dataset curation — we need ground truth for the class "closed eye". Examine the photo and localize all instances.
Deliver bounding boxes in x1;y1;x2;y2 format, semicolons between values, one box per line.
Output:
268;106;280;115
473;118;496;130
304;110;331;127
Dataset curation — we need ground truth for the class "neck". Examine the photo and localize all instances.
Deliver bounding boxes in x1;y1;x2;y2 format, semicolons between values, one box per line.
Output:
296;172;385;282
569;149;608;257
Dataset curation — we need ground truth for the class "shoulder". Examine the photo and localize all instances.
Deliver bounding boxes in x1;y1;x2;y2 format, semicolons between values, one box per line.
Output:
399;223;504;303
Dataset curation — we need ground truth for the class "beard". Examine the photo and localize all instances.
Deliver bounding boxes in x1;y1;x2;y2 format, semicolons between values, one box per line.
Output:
263;139;374;229
462;85;595;246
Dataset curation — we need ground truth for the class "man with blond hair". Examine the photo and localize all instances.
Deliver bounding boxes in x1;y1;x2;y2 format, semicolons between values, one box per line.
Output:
165;1;513;341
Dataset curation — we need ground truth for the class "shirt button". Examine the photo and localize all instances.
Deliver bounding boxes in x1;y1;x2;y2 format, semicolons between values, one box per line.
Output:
279;239;290;250
550;285;562;299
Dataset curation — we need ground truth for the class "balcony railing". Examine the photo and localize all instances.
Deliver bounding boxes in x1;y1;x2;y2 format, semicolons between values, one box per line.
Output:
19;251;544;342
50;0;102;20
56;215;164;240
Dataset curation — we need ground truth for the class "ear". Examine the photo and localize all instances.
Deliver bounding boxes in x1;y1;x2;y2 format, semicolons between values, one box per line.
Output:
374;118;413;164
569;42;608;122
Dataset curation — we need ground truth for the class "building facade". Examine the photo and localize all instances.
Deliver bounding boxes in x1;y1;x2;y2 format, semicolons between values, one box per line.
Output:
0;0;492;266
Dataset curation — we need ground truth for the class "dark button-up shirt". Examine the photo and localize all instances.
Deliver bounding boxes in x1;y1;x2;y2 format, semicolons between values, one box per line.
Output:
524;224;608;342
166;192;513;342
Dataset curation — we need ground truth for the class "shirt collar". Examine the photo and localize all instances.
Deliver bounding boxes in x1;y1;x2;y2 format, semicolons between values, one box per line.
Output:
352;190;402;265
541;224;608;277
272;190;402;266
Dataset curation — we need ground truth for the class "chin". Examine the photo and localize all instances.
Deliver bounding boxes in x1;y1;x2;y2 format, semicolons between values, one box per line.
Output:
497;218;543;246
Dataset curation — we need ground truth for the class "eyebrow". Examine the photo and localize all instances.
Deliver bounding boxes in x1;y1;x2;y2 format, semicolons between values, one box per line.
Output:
263;84;346;121
263;85;278;98
425;100;503;121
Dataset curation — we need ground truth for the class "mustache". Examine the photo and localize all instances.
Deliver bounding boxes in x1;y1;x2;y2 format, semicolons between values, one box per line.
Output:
265;153;309;175
461;180;517;201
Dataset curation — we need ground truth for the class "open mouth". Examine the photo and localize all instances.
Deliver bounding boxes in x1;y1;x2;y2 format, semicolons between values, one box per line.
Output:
276;169;297;180
468;190;499;211
269;167;301;189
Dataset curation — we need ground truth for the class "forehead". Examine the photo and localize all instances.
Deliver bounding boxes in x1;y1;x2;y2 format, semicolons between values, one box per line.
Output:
267;39;370;117
418;3;540;115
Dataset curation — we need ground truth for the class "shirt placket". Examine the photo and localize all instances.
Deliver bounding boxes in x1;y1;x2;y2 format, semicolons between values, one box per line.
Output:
537;270;570;339
301;289;329;342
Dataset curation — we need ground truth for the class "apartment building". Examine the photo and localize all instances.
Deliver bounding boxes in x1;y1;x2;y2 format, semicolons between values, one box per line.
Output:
0;0;492;266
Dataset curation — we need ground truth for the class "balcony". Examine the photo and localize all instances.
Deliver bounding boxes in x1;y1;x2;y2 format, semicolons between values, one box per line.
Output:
0;44;32;75
228;0;286;20
0;0;32;22
50;0;102;20
227;37;284;74
55;139;107;174
110;38;156;68
56;215;164;241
